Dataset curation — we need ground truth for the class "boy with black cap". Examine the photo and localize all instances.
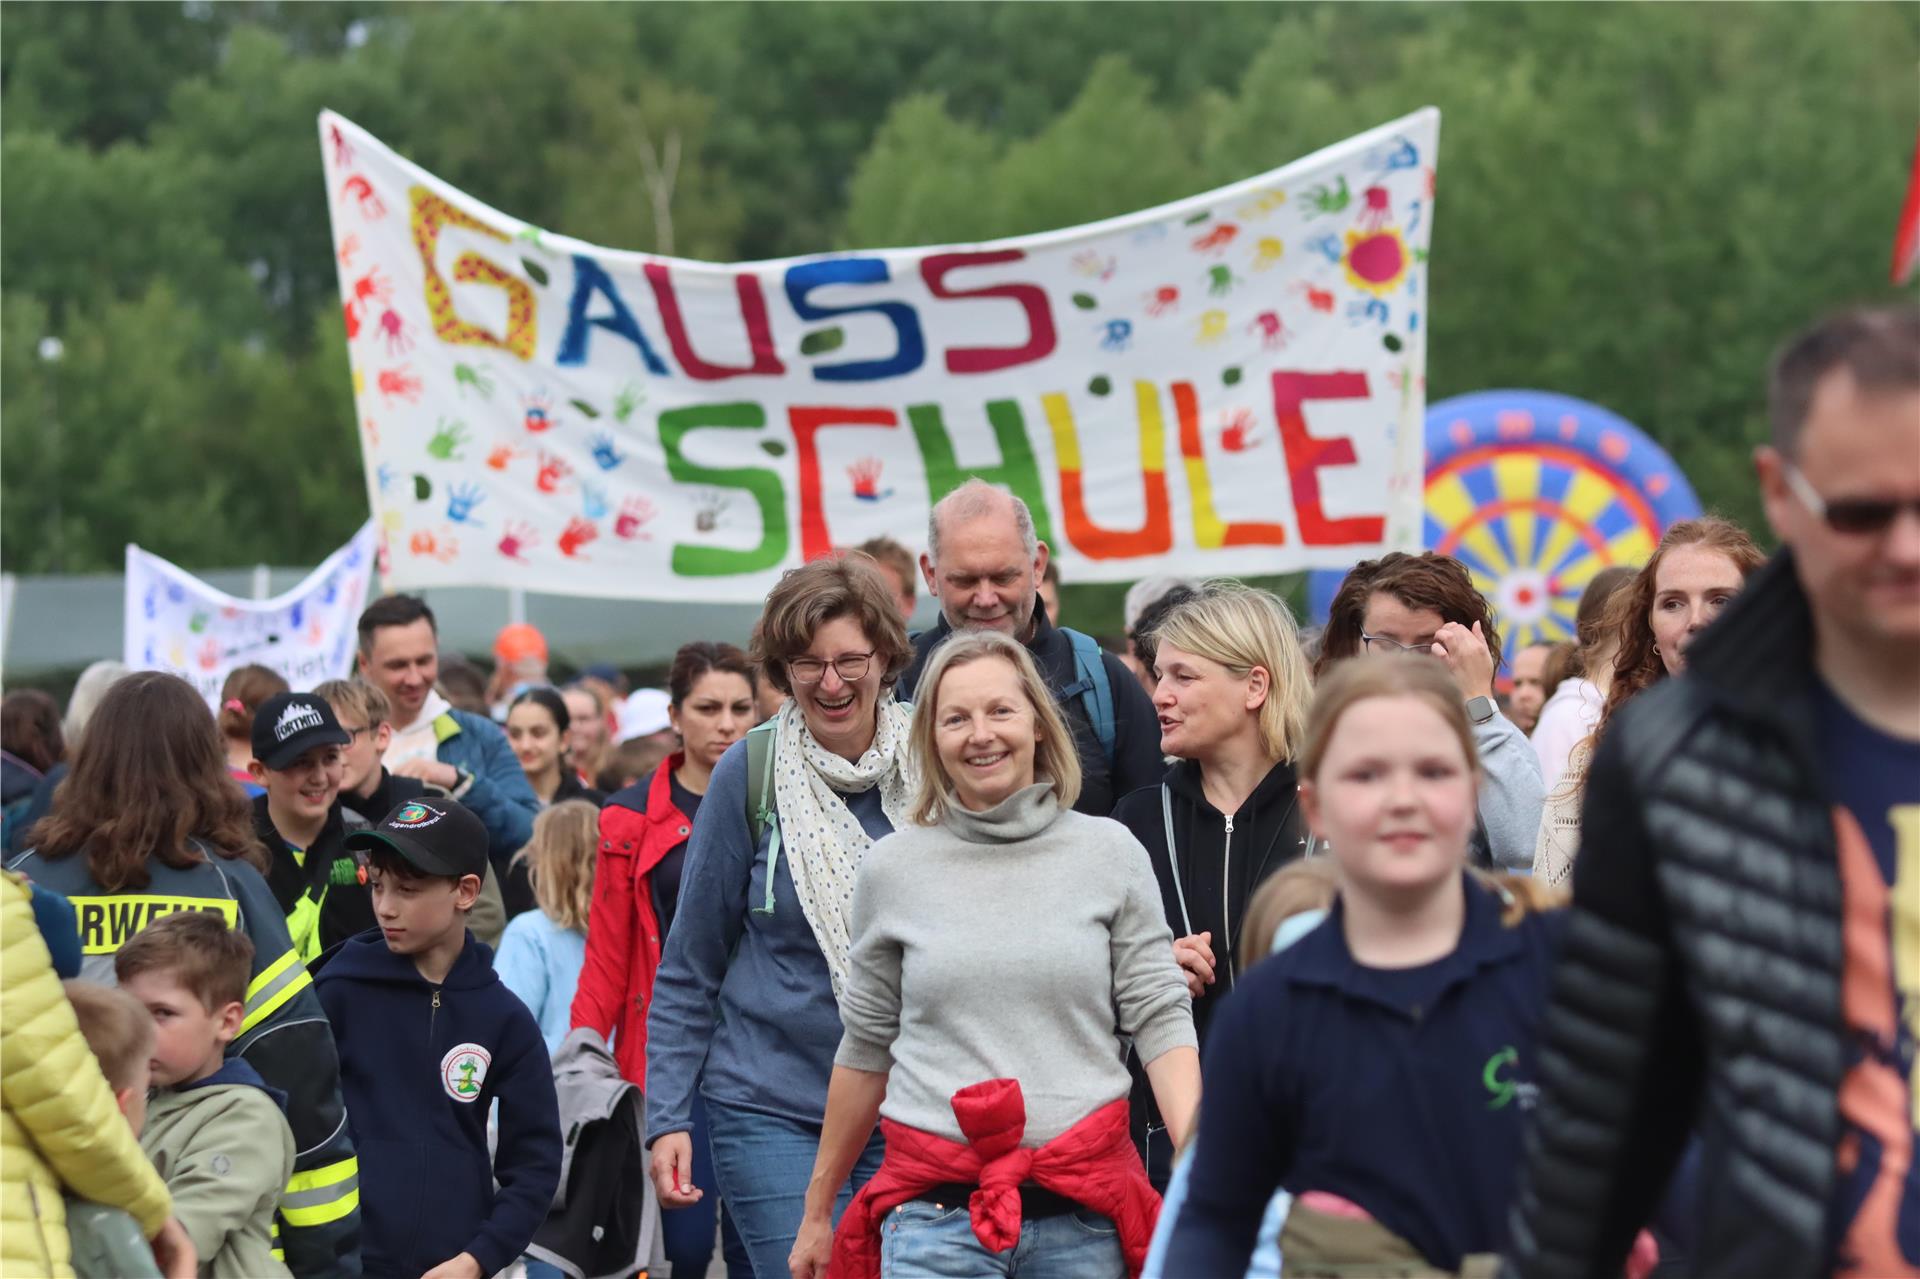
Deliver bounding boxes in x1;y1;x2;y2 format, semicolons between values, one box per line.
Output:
317;797;561;1279
248;692;374;962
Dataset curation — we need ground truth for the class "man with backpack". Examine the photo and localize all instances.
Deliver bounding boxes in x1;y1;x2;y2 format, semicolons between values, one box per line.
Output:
896;479;1165;816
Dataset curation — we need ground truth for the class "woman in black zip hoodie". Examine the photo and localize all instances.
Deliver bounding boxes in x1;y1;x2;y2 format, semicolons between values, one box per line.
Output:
1110;581;1316;1186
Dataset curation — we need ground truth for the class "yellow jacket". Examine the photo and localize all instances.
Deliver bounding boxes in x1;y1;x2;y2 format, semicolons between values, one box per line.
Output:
0;873;170;1278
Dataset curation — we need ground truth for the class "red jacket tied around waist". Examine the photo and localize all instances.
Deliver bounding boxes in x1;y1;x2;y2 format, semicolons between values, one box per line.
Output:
569;755;691;1085
831;1079;1159;1279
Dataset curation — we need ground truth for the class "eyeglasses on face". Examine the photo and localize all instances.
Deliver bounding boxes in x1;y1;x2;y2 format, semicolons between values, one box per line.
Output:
1783;463;1920;537
1360;633;1436;655
787;651;876;685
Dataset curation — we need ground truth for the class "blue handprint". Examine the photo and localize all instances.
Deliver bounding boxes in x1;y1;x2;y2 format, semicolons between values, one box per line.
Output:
447;483;487;525
321;574;339;605
1347;298;1390;327
1367;136;1419;173
166;583;186;605
1098;318;1133;352
290;601;305;630
589;433;626;471
581;484;610;521
1307;234;1342;264
377;463;395;494
144;587;158;621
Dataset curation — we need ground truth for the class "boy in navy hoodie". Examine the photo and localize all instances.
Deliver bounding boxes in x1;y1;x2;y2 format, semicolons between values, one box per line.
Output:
318;797;561;1279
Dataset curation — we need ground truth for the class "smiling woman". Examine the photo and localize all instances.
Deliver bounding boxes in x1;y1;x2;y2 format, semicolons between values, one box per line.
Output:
790;628;1198;1279
638;555;917;1279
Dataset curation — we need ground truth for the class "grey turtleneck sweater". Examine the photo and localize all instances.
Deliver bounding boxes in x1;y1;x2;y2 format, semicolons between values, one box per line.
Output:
835;783;1196;1146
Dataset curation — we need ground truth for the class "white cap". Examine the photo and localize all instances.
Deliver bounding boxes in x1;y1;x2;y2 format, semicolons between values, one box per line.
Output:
616;688;673;744
1123;576;1201;633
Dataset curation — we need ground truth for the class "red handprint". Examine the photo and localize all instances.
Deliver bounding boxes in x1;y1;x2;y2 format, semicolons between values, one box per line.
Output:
1248;310;1288;350
363;417;380;447
1297;283;1336;314
197;638;221;671
352;268;391;308
497;521;538;561
615;496;656;540
337;234;360;267
536;451;572;494
340;175;386;220
343;300;361;340
1221;408;1260;453
377;366;422;403
329;123;354;169
487;443;520;472
1191;223;1239;254
1144;286;1180;317
557;517;598;559
848;458;891;502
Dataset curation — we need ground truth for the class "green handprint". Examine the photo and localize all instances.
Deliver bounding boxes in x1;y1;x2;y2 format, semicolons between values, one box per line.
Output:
427;418;470;461
453;363;494;399
613;381;645;424
1305;175;1352;216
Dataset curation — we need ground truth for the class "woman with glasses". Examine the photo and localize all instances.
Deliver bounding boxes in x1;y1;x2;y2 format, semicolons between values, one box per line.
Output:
1314;552;1544;871
644;557;917;1279
1109;582;1316;1190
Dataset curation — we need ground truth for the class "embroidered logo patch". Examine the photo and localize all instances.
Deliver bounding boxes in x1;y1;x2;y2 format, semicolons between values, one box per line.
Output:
393;803;435;826
440;1043;490;1101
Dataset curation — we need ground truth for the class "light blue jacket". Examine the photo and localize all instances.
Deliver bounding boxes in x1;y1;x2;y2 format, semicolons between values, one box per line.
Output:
495;909;588;1055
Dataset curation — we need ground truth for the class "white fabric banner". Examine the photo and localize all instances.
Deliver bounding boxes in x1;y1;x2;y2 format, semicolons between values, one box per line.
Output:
123;523;379;705
321;107;1437;601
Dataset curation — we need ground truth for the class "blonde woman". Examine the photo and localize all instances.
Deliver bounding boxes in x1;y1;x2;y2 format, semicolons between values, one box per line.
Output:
1109;581;1315;1187
791;630;1198;1279
496;799;598;1054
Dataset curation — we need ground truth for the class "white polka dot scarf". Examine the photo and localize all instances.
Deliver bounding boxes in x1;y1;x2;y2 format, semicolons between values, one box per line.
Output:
773;696;916;997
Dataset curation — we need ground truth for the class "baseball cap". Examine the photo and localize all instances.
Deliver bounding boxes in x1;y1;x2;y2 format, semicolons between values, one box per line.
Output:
616;688;673;744
345;797;489;881
252;692;353;771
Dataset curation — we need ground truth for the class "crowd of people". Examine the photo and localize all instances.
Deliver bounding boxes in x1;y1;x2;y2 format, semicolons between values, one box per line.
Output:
0;302;1913;1279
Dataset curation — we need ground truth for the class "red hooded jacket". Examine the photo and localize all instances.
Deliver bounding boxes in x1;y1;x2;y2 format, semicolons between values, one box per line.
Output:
568;754;692;1086
831;1080;1159;1279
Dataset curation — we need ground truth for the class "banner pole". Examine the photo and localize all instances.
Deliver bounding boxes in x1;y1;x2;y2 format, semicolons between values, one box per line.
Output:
507;587;527;627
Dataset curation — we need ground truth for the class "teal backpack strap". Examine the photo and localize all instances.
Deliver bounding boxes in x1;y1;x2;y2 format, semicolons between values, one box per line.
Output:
744;719;781;915
1062;628;1117;764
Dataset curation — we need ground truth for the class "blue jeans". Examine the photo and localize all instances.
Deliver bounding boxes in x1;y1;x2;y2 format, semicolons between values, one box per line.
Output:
706;1099;885;1278
882;1202;1125;1279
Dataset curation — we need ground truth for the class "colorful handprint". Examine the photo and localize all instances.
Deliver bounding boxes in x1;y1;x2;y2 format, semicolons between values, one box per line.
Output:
589;433;626;471
557;517;598;559
446;483;487;524
615;496;656;540
427;418;470;461
536;451;572;494
497;521;538;561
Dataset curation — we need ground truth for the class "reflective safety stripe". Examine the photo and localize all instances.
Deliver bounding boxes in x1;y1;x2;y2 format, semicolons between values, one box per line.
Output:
68;895;238;955
285;892;324;963
241;948;312;1033
280;1158;359;1226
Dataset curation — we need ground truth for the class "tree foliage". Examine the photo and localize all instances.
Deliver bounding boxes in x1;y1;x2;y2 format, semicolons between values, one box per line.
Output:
2;1;1914;575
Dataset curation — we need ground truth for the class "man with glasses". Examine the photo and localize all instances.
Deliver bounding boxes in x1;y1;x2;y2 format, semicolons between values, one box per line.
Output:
1509;304;1920;1279
896;479;1165;816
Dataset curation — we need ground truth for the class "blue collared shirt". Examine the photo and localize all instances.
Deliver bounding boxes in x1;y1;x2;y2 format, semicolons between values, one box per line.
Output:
1165;874;1566;1274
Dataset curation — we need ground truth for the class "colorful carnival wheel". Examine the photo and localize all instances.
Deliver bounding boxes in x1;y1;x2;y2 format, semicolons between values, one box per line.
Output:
1308;390;1702;657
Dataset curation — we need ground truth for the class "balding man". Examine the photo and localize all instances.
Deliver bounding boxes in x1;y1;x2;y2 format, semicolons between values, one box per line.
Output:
896;480;1165;815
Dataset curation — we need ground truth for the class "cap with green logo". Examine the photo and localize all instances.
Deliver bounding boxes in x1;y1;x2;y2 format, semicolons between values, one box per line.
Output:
345;797;489;880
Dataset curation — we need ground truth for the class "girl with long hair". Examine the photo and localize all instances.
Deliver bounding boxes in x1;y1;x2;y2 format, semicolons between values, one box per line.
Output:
498;799;600;1053
6;672;361;1273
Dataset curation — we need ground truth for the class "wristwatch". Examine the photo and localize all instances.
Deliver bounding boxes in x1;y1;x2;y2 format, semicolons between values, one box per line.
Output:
1465;695;1497;725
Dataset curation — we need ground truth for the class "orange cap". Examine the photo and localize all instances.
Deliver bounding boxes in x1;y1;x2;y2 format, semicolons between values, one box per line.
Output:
493;622;548;664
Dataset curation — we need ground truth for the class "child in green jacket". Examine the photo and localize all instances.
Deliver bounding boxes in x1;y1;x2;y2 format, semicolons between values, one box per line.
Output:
117;911;295;1279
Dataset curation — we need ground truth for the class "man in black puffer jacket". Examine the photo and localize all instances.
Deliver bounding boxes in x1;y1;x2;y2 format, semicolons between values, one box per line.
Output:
1506;303;1920;1279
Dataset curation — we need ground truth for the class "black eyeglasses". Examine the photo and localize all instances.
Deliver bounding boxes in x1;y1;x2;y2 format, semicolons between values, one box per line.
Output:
787;651;875;685
1361;633;1435;655
1784;464;1920;536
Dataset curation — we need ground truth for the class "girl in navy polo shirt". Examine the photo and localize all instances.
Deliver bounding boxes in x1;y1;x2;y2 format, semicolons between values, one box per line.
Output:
1165;654;1568;1275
